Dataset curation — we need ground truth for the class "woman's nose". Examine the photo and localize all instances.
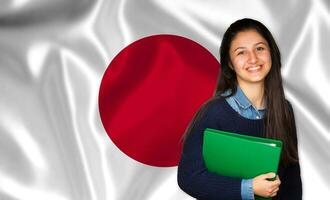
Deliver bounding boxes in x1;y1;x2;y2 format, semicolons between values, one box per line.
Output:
248;51;257;64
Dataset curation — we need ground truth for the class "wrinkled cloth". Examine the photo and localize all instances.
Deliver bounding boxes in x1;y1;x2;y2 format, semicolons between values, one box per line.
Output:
0;0;329;199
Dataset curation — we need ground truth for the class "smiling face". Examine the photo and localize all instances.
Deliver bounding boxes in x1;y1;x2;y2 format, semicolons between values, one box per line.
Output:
229;29;272;87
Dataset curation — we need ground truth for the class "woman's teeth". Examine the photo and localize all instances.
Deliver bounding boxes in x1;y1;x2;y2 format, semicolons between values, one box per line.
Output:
247;65;262;71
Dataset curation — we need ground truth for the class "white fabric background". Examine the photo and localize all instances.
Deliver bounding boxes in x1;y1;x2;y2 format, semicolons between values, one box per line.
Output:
0;0;329;199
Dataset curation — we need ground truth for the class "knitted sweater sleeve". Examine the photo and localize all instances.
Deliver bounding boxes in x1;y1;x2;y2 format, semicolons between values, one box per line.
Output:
177;100;242;200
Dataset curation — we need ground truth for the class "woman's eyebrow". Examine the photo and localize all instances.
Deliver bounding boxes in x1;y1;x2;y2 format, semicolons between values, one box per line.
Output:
233;42;268;52
234;47;246;52
255;42;267;46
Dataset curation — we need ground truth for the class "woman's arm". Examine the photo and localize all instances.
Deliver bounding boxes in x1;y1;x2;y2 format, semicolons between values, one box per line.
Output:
177;101;243;200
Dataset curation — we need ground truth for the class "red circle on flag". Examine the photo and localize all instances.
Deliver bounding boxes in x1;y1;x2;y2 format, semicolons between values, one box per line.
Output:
99;35;219;167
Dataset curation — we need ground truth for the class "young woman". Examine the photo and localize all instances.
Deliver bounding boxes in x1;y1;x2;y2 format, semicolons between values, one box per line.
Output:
177;18;302;200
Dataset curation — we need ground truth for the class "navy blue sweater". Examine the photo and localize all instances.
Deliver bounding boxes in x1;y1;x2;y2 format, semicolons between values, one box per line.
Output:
177;98;302;200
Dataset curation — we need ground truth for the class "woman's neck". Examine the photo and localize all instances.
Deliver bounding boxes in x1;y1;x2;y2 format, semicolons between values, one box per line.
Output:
238;82;265;109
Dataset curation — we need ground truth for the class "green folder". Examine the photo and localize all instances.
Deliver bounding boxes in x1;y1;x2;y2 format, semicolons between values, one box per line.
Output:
202;128;283;200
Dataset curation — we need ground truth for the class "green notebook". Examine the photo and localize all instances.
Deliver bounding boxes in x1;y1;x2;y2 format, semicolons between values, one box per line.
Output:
202;128;283;200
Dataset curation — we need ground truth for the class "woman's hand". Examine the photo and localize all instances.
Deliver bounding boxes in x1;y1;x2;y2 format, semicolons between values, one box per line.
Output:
253;173;281;198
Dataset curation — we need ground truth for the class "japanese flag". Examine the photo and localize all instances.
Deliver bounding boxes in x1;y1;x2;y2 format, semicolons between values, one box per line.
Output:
0;1;329;200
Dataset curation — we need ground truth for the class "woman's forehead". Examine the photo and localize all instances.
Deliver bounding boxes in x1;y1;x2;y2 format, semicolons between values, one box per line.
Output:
230;29;268;49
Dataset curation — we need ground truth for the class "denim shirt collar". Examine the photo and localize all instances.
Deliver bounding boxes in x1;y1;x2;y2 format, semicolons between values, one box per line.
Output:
233;86;253;110
223;86;266;111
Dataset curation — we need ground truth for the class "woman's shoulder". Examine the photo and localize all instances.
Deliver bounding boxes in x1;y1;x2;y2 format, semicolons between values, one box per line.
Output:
199;96;230;118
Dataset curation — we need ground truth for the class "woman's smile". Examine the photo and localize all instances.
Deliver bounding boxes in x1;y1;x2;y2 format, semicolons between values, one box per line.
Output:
229;29;272;85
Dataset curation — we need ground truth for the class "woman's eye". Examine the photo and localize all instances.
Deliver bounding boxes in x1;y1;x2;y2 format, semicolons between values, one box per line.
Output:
237;51;244;55
256;46;265;51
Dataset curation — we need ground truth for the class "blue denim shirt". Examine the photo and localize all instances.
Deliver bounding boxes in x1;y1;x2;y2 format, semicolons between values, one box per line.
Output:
222;86;266;200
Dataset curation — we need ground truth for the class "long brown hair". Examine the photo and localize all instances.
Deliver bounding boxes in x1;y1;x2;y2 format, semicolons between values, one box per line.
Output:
185;18;298;166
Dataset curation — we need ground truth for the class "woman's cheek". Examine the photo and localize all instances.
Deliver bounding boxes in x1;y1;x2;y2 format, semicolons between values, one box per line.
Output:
233;58;246;70
260;52;271;61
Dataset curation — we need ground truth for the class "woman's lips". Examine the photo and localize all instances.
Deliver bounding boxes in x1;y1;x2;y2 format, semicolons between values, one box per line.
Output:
247;65;262;72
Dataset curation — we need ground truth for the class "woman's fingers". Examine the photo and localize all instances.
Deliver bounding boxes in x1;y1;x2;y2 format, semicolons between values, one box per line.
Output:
270;192;278;197
268;175;280;197
270;188;279;197
271;175;281;186
269;182;280;197
253;173;281;198
276;175;281;184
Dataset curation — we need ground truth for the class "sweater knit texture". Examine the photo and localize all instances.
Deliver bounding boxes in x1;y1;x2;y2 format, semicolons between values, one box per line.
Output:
177;97;302;200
